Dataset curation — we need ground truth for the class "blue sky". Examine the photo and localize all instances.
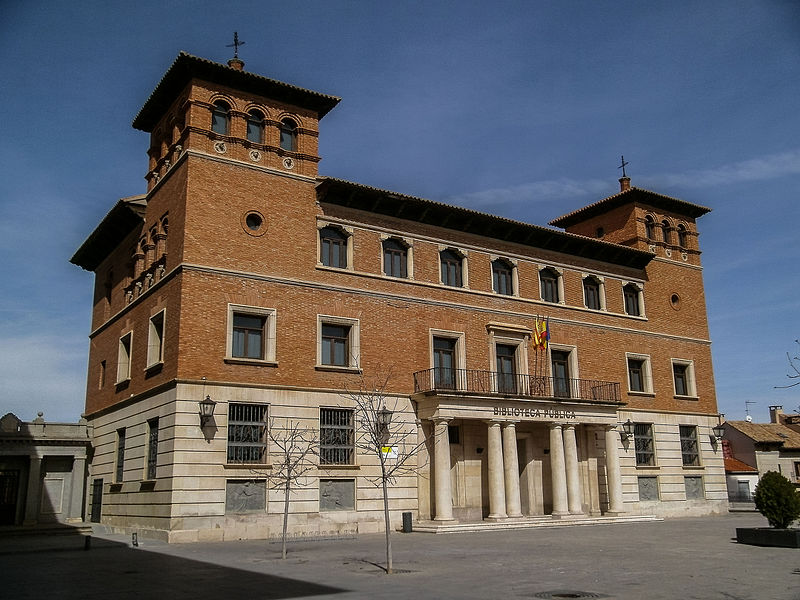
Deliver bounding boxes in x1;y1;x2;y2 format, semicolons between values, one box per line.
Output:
1;1;798;423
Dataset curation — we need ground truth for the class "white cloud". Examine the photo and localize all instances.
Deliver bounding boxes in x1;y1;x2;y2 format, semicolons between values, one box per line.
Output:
442;177;610;210
440;149;800;212
653;149;800;189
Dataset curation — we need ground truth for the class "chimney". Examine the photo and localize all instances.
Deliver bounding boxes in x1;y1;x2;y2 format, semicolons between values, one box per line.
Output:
227;57;245;71
619;176;631;192
768;405;784;424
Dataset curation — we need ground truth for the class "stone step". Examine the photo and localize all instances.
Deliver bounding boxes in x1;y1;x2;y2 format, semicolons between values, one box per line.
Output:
409;514;662;534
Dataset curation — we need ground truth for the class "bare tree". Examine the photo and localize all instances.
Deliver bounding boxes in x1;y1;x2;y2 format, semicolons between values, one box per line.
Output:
255;418;317;559
343;370;427;574
775;339;800;391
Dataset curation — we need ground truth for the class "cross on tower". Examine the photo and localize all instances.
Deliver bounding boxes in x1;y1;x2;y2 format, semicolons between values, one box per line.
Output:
618;155;629;178
227;32;246;58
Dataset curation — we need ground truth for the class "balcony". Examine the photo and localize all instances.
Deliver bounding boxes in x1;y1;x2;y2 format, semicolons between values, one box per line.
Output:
413;368;621;403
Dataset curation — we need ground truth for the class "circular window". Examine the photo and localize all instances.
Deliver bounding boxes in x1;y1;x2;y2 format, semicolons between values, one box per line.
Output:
242;211;266;236
670;293;681;310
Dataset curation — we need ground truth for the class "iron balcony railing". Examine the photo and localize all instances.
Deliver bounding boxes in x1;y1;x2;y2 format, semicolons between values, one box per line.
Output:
413;368;621;403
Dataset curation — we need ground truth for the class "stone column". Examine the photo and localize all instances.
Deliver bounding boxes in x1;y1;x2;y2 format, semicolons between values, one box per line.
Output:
66;455;87;523
486;421;507;520
23;456;43;525
563;424;583;515
604;425;625;515
548;423;569;517
502;422;523;518
432;418;455;521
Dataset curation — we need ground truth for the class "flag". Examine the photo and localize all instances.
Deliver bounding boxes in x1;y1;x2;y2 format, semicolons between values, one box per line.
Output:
532;317;541;349
539;318;550;350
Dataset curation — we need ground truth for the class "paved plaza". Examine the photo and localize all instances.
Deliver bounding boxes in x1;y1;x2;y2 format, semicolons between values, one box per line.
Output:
2;513;798;600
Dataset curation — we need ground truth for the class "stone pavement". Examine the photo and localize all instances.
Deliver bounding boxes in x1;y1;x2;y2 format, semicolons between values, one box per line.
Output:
1;513;798;600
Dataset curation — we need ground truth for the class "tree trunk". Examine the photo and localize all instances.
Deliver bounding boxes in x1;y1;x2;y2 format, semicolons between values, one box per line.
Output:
381;459;393;574
282;479;291;559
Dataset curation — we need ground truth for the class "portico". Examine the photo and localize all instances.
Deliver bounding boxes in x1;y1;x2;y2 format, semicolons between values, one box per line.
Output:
414;380;626;524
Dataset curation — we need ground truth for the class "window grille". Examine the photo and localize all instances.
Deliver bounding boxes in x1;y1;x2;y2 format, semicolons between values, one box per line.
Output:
320;408;354;465
634;423;655;466
679;425;700;466
227;404;268;464
146;418;159;479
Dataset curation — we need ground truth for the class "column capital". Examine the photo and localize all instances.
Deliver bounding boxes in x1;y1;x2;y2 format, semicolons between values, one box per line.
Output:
548;422;565;430
484;419;505;426
562;423;577;431
602;424;619;432
430;416;452;425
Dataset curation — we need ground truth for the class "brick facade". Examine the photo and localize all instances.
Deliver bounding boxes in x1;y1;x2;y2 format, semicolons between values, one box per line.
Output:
72;53;726;542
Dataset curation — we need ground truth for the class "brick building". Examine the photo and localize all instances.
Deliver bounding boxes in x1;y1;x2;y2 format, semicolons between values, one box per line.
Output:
71;52;726;542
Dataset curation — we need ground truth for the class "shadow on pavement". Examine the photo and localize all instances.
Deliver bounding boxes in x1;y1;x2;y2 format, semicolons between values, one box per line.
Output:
2;537;347;599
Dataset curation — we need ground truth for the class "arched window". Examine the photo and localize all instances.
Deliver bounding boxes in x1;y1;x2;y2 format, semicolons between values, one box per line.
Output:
319;226;348;268
661;220;672;245
246;110;264;144
492;258;514;295
440;249;463;287
211;101;230;135
540;267;561;303
677;224;688;248
623;283;642;317
583;276;602;310
383;238;408;278
280;118;298;151
644;215;656;240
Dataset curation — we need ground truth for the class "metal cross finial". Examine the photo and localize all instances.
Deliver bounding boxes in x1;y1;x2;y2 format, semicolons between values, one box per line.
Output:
227;32;246;58
618;155;629;178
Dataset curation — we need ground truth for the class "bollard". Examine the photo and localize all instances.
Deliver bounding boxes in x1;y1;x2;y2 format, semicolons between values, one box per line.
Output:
84;535;91;551
402;511;412;533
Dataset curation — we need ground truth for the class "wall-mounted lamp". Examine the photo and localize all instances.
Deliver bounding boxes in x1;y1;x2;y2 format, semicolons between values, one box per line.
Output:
621;419;634;439
199;395;217;427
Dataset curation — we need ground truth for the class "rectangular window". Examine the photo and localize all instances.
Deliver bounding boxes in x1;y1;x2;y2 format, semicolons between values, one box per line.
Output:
318;316;359;369
684;476;704;499
320;478;355;511
115;428;126;483
634;423;655;466
233;313;265;359
320;408;354;465
638;476;659;500
146;418;159;480
433;336;457;389
679;425;700;466
628;359;645;392
626;354;652;393
116;332;132;383
227;305;276;363
672;360;696;397
226;480;266;513
147;310;165;367
496;344;517;393
322;324;350;366
551;350;572;398
227;403;268;464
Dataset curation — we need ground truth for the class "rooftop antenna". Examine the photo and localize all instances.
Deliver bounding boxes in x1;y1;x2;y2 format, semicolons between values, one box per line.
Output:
226;31;246;59
745;401;756;422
